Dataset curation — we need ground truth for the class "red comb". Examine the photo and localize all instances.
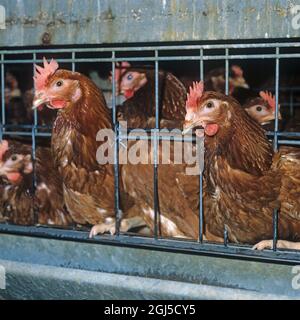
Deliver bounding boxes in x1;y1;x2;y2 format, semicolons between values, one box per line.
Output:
259;91;276;111
33;57;59;91
0;140;8;161
231;65;243;77
114;61;131;83
186;81;204;110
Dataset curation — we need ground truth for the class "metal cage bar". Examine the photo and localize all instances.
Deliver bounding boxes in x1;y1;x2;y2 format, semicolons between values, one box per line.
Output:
153;50;160;239
198;48;204;244
1;53;5;139
225;48;229;95
111;52;121;236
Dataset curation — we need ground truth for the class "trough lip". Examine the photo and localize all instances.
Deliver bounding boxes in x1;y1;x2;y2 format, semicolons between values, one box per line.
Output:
0;224;299;266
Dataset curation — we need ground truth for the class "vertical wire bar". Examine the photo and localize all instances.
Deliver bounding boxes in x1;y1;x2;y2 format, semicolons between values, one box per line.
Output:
71;51;75;72
33;53;38;128
289;89;294;118
273;47;280;152
198;48;204;243
112;52;120;235
153;50;160;239
225;48;229;95
224;226;228;247
273;47;280;251
32;54;38;224
273;209;278;251
200;48;204;82
0;54;4;140
31;126;38;224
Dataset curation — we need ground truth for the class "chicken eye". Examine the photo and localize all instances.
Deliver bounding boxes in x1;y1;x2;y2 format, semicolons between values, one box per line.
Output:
206;102;214;109
127;74;133;81
56;80;63;87
11;155;17;161
256;106;263;112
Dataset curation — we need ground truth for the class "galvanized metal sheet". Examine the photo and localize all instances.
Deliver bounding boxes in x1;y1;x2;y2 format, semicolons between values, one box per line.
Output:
0;259;294;300
0;233;299;299
0;0;299;47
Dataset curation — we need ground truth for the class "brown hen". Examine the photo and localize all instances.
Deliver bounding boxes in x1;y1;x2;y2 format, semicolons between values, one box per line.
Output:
183;82;300;250
32;58;145;237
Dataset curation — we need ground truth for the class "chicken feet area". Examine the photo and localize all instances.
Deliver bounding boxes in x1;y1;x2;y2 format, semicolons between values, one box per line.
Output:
89;216;146;238
252;240;300;251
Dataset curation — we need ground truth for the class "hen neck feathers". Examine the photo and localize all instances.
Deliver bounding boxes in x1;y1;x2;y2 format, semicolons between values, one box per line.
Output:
205;103;274;177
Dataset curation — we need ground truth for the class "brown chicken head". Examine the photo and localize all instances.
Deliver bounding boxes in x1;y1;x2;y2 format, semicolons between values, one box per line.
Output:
182;81;237;138
244;91;282;125
112;62;147;99
0;140;33;184
32;58;83;110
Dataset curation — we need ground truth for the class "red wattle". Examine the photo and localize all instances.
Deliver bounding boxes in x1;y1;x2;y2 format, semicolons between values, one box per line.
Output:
205;124;219;136
124;90;135;99
50;100;67;109
6;172;22;183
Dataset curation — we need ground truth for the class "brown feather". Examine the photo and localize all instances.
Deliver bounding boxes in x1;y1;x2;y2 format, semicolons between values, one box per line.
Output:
118;70;187;128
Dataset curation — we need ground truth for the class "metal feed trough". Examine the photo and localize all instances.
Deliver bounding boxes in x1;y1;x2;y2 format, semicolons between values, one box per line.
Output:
0;0;300;299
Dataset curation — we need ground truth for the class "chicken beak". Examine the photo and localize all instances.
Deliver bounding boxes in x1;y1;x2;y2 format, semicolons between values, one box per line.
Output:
182;125;193;135
32;93;49;110
182;120;204;135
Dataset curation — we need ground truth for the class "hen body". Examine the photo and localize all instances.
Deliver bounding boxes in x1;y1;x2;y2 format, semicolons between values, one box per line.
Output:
122;140;200;238
50;71;116;225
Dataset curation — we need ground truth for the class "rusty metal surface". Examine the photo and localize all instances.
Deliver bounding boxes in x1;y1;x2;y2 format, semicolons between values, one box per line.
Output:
0;0;299;47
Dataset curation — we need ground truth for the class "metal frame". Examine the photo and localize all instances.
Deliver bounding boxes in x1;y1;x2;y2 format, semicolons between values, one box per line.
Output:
1;41;300;265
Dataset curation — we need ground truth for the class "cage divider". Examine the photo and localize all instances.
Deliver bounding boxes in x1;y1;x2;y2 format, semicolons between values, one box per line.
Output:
198;48;204;244
225;48;229;95
1;53;5;135
224;226;228;247
273;209;279;251
273;47;280;152
71;51;75;72
153;50;160;239
111;53;121;236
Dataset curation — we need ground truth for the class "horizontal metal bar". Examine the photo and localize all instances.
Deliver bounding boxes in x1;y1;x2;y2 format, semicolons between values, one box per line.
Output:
277;132;300;137
1;124;51;130
253;87;300;92
1;53;300;64
0;224;299;265
1;131;51;137
281;103;300;107
278;140;300;146
1;42;300;55
119;134;196;143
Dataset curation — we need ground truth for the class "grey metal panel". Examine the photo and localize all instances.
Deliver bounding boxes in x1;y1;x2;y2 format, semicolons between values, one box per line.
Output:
0;0;299;47
0;259;294;300
0;233;299;299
